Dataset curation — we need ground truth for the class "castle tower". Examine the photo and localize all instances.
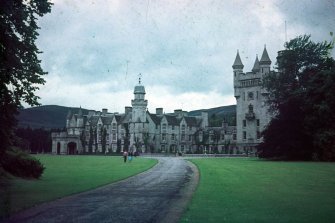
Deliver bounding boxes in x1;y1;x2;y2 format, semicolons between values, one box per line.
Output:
131;75;148;123
233;47;272;154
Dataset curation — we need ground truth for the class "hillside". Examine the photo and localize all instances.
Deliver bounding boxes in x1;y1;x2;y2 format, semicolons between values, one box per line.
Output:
17;105;89;129
17;104;236;129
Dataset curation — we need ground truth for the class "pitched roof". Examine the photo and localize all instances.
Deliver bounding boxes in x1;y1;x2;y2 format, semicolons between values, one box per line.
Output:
148;113;162;125
252;55;260;72
88;116;99;126
232;50;244;69
165;115;180;126
184;116;198;127
101;116;114;125
259;46;271;65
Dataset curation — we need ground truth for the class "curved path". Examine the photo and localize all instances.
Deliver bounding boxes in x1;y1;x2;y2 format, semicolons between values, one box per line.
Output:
4;157;199;223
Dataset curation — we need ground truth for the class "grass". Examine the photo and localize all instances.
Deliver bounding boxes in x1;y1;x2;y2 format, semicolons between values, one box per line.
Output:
181;158;335;223
1;155;157;217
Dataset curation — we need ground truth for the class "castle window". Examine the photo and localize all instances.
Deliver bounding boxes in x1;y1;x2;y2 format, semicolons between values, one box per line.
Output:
112;133;116;141
248;92;254;100
112;123;116;130
249;104;254;113
243;120;246;127
234;71;236;77
243;131;246;140
243;92;245;101
171;134;175;140
257;131;261;139
162;133;166;141
172;125;175;130
181;134;185;141
189;135;192;141
233;134;237;140
257;119;260;127
162;124;167;131
181;124;186;132
161;145;165;152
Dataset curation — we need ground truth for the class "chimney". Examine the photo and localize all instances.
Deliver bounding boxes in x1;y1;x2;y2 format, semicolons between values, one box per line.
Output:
102;108;108;116
156;108;163;115
201;112;209;128
125;106;132;115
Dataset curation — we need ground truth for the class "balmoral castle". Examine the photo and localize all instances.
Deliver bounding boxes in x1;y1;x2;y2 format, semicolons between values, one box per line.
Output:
52;47;273;155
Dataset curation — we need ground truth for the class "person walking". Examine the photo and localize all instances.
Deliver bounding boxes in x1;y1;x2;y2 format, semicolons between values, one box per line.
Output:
123;151;128;163
128;151;133;162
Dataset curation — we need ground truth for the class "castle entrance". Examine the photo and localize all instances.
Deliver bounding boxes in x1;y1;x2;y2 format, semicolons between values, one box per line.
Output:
67;142;77;155
57;142;61;154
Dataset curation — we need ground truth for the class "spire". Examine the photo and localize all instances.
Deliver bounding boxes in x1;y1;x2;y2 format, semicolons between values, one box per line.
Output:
252;55;260;72
134;73;145;94
259;45;271;65
138;73;142;85
232;50;244;69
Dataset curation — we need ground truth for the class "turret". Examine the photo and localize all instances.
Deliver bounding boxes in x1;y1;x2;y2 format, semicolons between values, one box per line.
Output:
233;50;244;99
259;45;271;74
131;75;148;123
77;107;84;127
232;50;244;74
252;55;260;73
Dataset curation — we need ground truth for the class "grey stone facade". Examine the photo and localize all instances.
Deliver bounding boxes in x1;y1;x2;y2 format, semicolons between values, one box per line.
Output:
233;47;273;153
52;80;238;155
52;48;275;155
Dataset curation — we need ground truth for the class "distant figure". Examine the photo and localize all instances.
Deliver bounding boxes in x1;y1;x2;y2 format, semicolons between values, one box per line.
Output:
128;151;133;162
123;151;128;163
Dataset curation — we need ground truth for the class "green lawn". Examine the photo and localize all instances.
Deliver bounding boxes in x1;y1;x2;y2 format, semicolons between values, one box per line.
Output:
1;155;157;216
181;158;335;223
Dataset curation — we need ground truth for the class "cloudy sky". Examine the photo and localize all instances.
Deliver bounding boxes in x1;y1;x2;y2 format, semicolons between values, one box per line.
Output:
35;0;335;113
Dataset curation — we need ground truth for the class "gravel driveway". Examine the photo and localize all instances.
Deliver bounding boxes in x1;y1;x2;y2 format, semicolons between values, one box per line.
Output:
4;157;199;223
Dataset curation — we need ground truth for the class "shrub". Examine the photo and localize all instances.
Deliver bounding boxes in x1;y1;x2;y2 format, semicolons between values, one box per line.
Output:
0;148;45;179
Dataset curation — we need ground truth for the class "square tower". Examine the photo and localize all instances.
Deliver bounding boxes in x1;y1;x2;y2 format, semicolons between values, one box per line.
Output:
233;47;272;153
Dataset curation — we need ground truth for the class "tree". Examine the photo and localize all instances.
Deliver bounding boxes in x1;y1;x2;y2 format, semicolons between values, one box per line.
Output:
0;0;52;177
123;123;130;151
258;35;334;160
101;127;107;154
80;130;86;153
0;0;52;156
88;126;93;153
94;127;98;153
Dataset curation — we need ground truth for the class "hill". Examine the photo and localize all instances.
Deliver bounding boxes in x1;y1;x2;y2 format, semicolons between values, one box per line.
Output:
17;104;236;129
17;105;89;129
188;105;236;126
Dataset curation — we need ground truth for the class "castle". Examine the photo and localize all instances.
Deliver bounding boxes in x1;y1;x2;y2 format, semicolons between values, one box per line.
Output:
52;47;273;155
